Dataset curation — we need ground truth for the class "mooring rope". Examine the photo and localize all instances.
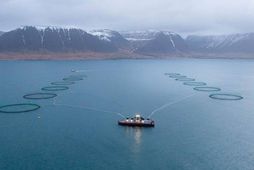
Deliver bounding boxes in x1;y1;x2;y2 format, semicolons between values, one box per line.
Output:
148;94;195;118
51;102;126;118
48;90;125;118
50;87;194;119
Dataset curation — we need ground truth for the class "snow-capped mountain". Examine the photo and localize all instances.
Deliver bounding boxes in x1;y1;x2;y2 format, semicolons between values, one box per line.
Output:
0;26;117;52
121;30;158;41
88;29;128;48
129;31;188;53
0;31;4;36
121;30;178;41
1;26;254;58
186;33;254;53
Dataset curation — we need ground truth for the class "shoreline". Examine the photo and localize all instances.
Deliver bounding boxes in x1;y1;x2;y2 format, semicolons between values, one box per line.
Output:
0;52;254;60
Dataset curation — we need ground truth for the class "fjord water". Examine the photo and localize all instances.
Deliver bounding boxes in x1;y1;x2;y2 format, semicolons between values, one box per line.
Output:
0;59;254;170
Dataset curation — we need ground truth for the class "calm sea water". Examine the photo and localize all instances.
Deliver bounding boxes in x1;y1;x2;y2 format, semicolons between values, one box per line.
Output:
0;59;254;170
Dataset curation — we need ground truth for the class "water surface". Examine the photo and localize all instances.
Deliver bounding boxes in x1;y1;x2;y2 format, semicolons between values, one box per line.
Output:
0;59;254;170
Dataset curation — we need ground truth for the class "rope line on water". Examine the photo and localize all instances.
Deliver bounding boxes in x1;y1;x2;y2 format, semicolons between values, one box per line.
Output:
49;87;194;119
49;91;126;118
148;94;195;118
50;102;125;118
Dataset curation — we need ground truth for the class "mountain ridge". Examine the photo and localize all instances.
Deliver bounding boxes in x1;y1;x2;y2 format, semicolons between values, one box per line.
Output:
186;33;254;53
0;26;117;52
0;26;254;59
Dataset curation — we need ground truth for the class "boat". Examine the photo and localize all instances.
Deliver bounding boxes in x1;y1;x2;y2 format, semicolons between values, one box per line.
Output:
118;114;155;127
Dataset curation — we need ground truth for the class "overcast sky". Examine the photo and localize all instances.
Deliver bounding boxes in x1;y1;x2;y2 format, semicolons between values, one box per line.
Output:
1;0;254;35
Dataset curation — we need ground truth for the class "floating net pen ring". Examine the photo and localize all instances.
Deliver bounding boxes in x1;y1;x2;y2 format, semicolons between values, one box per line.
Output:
0;103;40;113
183;82;207;86
209;94;243;100
175;78;195;82
193;87;221;92
168;75;187;78
23;93;57;99
41;86;69;91
63;77;83;81
51;81;75;85
165;73;181;76
68;75;87;78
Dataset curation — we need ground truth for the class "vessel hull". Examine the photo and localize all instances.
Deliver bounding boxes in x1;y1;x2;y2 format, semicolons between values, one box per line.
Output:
118;121;155;127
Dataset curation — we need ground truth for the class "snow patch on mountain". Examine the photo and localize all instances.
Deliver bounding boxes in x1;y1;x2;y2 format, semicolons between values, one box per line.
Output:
169;36;176;48
21;26;80;31
121;30;178;41
88;29;116;42
186;33;253;50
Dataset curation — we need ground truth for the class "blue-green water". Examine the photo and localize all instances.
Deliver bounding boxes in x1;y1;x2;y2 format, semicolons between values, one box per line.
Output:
0;59;254;170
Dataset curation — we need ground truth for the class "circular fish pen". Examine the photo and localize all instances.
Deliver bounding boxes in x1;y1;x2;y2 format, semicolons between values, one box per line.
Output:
63;77;83;81
23;93;57;99
193;87;221;92
175;78;195;82
169;75;187;78
209;94;243;100
165;73;181;76
183;82;207;86
41;86;69;91
0;103;40;113
51;81;75;85
69;74;87;78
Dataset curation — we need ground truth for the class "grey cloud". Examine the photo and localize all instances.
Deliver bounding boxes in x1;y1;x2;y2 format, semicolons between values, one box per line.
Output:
0;0;253;35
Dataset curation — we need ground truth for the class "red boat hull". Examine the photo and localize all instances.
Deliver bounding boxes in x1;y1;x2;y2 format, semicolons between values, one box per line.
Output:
118;120;155;127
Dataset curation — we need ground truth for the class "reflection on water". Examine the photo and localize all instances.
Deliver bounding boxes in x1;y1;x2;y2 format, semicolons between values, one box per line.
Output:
134;128;142;145
125;127;142;153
